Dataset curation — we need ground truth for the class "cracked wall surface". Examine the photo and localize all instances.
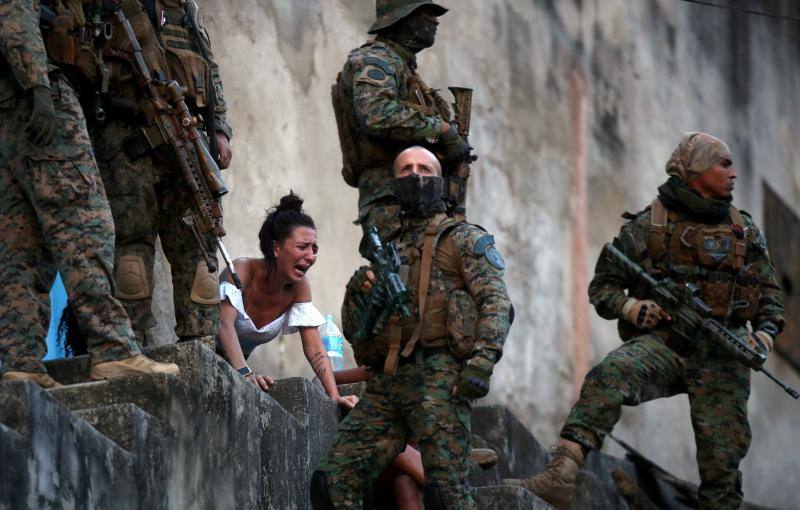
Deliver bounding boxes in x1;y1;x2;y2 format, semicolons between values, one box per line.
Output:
148;1;800;506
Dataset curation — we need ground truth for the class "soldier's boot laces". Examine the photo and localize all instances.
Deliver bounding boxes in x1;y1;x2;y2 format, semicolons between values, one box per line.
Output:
90;354;180;380
507;439;583;510
2;371;63;389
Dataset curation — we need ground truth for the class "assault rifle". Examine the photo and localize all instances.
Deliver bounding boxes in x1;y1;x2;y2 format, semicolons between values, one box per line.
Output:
353;226;412;343
115;7;241;288
602;243;799;399
446;87;477;217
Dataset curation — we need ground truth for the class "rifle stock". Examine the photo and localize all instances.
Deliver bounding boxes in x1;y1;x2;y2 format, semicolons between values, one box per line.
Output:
602;243;799;400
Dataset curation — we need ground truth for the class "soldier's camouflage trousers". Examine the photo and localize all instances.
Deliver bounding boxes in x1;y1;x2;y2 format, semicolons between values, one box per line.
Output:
318;350;475;509
0;74;139;374
92;120;220;344
561;332;751;510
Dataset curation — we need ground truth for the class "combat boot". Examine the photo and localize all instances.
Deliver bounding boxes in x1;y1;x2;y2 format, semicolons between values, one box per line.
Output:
471;447;498;468
90;354;180;380
508;438;584;510
2;371;63;389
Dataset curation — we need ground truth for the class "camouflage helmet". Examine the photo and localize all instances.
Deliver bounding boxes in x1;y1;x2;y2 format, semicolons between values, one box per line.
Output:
368;0;449;34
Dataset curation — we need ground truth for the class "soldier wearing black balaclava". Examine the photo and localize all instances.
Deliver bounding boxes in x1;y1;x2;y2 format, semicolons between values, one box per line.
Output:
331;0;471;254
312;147;512;509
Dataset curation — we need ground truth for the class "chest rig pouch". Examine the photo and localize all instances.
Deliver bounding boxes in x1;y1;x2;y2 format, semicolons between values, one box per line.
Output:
648;198;757;321
157;0;208;108
378;217;478;374
41;0;102;87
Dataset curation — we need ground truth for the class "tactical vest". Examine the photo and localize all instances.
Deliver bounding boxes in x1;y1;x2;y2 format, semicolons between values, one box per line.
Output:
42;0;209;109
644;198;759;322
331;41;450;187
41;0;102;87
350;214;479;374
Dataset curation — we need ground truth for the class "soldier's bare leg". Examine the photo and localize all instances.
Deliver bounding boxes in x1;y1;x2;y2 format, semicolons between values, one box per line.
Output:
687;350;751;510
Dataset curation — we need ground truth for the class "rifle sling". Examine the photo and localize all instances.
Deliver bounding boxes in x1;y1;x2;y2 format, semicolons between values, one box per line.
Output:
383;222;437;375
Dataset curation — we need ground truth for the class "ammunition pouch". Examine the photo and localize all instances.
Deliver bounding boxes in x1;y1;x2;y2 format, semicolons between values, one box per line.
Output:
42;9;99;86
161;24;209;107
446;290;479;359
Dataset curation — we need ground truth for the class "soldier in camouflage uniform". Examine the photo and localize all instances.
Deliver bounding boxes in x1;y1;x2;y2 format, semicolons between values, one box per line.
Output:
311;147;512;510
332;0;470;252
515;133;784;510
85;0;233;346
0;0;178;387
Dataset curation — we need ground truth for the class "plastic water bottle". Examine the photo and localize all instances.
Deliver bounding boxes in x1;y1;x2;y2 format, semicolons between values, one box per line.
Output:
321;314;345;371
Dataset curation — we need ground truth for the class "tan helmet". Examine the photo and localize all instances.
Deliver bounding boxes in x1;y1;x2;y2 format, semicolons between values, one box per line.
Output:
368;0;449;34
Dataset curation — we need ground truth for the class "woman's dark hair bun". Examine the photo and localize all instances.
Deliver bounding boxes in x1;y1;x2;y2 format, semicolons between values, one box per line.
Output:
259;191;316;271
277;191;304;213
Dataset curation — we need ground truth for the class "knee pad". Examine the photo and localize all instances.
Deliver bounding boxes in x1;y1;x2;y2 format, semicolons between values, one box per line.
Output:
310;471;335;510
190;261;220;305
115;255;150;300
423;482;448;510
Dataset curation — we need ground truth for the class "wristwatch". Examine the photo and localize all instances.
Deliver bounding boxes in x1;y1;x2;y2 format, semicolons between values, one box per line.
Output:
237;366;253;377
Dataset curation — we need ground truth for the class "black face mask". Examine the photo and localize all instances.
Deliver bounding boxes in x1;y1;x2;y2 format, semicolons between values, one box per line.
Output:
384;10;438;53
393;174;446;218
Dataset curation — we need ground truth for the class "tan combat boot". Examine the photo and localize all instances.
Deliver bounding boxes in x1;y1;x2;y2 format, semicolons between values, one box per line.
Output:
471;447;499;468
2;371;63;389
90;354;180;380
512;439;584;510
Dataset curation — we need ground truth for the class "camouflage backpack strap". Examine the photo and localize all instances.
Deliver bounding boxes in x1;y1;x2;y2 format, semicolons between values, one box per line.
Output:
728;205;747;269
382;316;403;376
647;198;669;259
397;218;463;360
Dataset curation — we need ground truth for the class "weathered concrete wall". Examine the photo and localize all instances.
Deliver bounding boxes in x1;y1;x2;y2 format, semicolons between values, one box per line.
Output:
148;1;800;506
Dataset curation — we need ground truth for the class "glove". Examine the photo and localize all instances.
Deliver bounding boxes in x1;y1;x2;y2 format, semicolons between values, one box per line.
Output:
748;330;773;353
454;355;494;400
25;86;58;146
621;298;665;330
437;124;470;165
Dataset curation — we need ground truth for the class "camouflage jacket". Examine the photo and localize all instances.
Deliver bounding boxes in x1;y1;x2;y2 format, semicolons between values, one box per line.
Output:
391;213;512;364
340;36;449;207
589;204;785;338
0;0;51;92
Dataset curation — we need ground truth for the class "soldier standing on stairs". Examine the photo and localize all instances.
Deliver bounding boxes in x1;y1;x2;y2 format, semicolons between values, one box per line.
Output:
332;0;471;254
60;0;234;348
512;133;784;510
311;147;513;510
0;0;179;388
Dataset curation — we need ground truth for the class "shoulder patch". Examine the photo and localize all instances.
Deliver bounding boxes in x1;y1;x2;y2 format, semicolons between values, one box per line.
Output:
363;56;396;76
474;235;495;257
473;234;505;270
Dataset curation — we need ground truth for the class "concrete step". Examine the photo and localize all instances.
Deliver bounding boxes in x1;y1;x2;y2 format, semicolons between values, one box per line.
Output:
49;372;190;422
75;403;175;509
473;485;553;509
0;381;137;509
